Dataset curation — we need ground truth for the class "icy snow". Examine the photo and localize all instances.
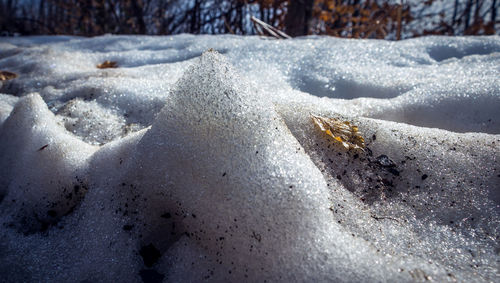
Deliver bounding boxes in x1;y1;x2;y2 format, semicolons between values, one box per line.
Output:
0;34;499;282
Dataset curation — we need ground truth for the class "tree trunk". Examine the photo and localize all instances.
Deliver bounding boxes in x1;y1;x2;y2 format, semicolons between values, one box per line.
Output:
452;0;459;26
464;0;473;31
190;0;200;34
284;0;314;37
130;0;146;34
473;0;480;25
94;0;107;34
491;0;497;23
38;0;45;27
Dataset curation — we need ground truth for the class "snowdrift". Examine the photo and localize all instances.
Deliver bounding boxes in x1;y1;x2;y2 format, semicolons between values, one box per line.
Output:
0;35;499;282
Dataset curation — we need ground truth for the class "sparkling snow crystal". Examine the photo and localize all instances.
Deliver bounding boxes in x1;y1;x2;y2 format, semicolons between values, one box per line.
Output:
0;35;499;282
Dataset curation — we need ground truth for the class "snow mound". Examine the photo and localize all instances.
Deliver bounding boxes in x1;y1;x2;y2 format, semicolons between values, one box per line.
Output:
0;94;96;234
0;35;499;282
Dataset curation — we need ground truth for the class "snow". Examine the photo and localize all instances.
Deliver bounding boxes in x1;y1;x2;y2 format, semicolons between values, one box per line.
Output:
0;34;499;282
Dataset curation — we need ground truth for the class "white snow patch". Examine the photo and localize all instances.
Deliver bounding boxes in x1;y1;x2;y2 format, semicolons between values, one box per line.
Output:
0;34;499;282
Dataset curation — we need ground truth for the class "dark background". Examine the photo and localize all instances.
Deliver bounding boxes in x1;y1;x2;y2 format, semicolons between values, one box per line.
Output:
0;0;498;39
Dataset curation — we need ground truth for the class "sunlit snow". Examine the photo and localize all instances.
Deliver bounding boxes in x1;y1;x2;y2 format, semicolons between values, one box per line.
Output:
0;34;499;282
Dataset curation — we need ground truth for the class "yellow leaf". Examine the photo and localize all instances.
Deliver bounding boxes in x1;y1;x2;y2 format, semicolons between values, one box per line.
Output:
0;70;17;81
97;61;118;69
320;11;331;22
311;114;365;151
327;1;335;10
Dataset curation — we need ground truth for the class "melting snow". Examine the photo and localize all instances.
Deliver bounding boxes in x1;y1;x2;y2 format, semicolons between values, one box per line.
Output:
0;34;499;282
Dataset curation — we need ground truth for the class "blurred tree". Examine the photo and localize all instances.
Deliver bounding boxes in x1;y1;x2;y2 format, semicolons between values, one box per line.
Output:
310;0;412;39
0;0;497;38
416;0;498;36
285;0;314;36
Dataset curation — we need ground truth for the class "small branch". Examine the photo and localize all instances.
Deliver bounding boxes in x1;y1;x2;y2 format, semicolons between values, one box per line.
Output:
251;16;291;39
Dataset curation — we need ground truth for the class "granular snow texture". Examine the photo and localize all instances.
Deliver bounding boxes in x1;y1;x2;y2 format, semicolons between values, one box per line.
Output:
0;34;499;282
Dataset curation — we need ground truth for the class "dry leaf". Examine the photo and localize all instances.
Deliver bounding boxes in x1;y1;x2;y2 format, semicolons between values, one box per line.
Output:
97;61;118;69
311;114;365;151
0;71;18;81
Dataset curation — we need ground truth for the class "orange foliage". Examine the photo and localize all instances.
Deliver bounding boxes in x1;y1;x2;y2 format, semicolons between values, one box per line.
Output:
312;0;411;39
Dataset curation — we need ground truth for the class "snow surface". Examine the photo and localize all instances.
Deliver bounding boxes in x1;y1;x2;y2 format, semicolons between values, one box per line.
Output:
0;34;499;282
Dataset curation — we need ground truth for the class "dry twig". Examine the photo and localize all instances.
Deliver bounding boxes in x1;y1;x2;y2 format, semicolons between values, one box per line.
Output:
251;16;291;39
